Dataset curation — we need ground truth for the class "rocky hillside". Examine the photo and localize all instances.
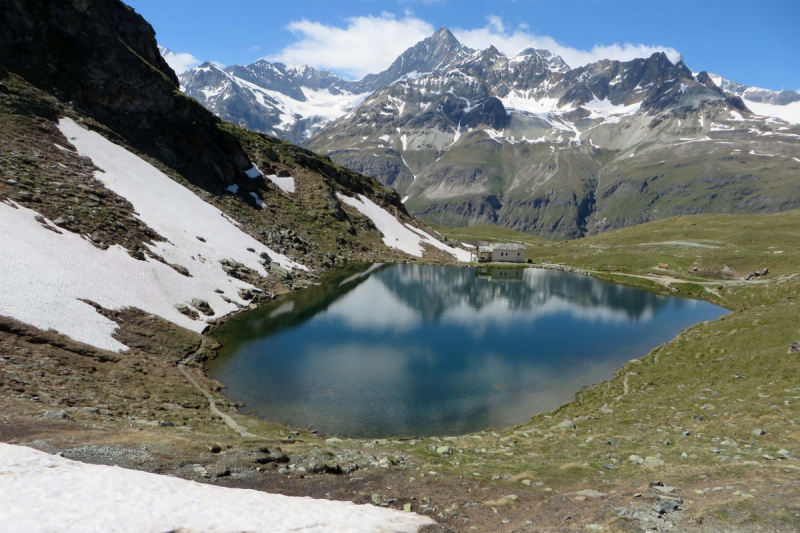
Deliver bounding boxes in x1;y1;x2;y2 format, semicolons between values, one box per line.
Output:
304;29;800;238
0;0;468;353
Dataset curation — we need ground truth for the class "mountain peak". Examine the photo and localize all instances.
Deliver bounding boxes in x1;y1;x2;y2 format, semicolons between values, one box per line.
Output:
356;26;473;91
515;47;570;73
430;27;460;46
197;61;224;71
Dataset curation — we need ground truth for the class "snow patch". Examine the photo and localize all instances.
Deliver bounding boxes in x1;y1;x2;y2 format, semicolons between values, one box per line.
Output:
249;192;265;208
743;100;800;124
266;174;296;194
0;444;433;533
244;164;262;179
0;118;302;351
583;96;642;123
335;193;471;261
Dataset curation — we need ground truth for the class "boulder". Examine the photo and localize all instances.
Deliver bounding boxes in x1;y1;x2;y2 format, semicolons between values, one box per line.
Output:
42;410;68;419
270;262;291;280
744;268;768;280
174;303;199;319
552;419;575;430
653;500;679;514
170;264;191;277
642;456;665;468
191;298;213;315
573;490;607;498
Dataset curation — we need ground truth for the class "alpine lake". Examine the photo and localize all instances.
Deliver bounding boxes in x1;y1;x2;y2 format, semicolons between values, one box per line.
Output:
208;264;727;439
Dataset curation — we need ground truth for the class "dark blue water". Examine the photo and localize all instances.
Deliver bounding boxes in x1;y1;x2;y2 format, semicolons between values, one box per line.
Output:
208;264;727;438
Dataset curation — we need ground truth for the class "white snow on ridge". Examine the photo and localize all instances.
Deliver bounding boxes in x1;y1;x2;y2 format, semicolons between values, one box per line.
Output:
0;118;303;352
233;76;369;131
499;93;561;115
743;100;800;124
335;193;471;261
583;96;642;122
0;444;433;533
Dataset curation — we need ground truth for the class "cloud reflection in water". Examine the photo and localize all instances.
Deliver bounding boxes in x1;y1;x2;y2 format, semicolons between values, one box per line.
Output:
209;265;725;437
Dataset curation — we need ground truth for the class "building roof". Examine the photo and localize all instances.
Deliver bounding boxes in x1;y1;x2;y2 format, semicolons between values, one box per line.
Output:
490;243;526;251
478;246;493;252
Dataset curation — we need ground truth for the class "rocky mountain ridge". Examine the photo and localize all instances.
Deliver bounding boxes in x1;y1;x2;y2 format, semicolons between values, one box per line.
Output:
708;73;800;106
173;28;799;238
303;33;800;238
173;28;567;144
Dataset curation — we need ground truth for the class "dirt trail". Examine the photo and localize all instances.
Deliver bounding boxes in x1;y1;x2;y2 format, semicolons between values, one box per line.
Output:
177;352;258;438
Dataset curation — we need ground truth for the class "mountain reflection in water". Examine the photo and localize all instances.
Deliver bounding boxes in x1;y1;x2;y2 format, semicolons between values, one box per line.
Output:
209;264;727;438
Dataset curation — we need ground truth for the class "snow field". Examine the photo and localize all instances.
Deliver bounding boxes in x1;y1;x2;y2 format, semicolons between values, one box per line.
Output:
0;444;434;533
743;99;800;125
335;193;472;261
0;118;303;351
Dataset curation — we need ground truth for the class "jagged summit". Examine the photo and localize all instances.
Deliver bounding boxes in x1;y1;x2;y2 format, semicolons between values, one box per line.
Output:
708;73;800;106
356;26;474;91
515;47;570;73
430;26;461;46
171;28;572;144
304;42;800;239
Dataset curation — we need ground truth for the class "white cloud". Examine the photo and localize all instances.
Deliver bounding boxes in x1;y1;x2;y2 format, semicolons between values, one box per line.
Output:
453;16;681;68
267;13;434;79
161;50;202;75
267;13;681;79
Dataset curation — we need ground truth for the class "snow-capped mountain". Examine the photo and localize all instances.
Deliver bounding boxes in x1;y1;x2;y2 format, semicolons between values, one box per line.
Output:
170;28;566;145
177;61;370;143
515;47;571;73
171;29;800;238
304;32;800;238
708;73;800;106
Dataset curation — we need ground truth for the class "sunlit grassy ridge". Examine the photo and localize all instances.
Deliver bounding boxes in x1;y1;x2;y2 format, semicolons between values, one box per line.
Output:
431;223;551;245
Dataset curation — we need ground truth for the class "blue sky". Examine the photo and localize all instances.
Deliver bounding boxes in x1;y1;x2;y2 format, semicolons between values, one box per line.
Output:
128;0;799;92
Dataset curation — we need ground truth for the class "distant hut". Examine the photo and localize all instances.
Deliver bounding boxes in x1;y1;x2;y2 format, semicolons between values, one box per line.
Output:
476;243;526;263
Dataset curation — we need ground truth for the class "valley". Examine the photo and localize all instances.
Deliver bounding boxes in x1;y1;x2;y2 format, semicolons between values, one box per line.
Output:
3;211;799;533
0;1;798;532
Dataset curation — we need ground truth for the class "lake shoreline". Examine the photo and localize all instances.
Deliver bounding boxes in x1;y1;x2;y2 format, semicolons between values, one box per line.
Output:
3;213;798;532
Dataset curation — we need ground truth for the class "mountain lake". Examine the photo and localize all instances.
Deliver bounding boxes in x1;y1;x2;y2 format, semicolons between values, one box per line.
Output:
208;264;728;438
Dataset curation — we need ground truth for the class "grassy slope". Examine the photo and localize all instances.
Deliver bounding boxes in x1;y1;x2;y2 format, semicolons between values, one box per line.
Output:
432;224;551;246
6;207;797;531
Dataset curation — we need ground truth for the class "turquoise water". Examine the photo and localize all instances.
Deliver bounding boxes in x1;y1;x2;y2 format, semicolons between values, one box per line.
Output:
208;264;727;438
